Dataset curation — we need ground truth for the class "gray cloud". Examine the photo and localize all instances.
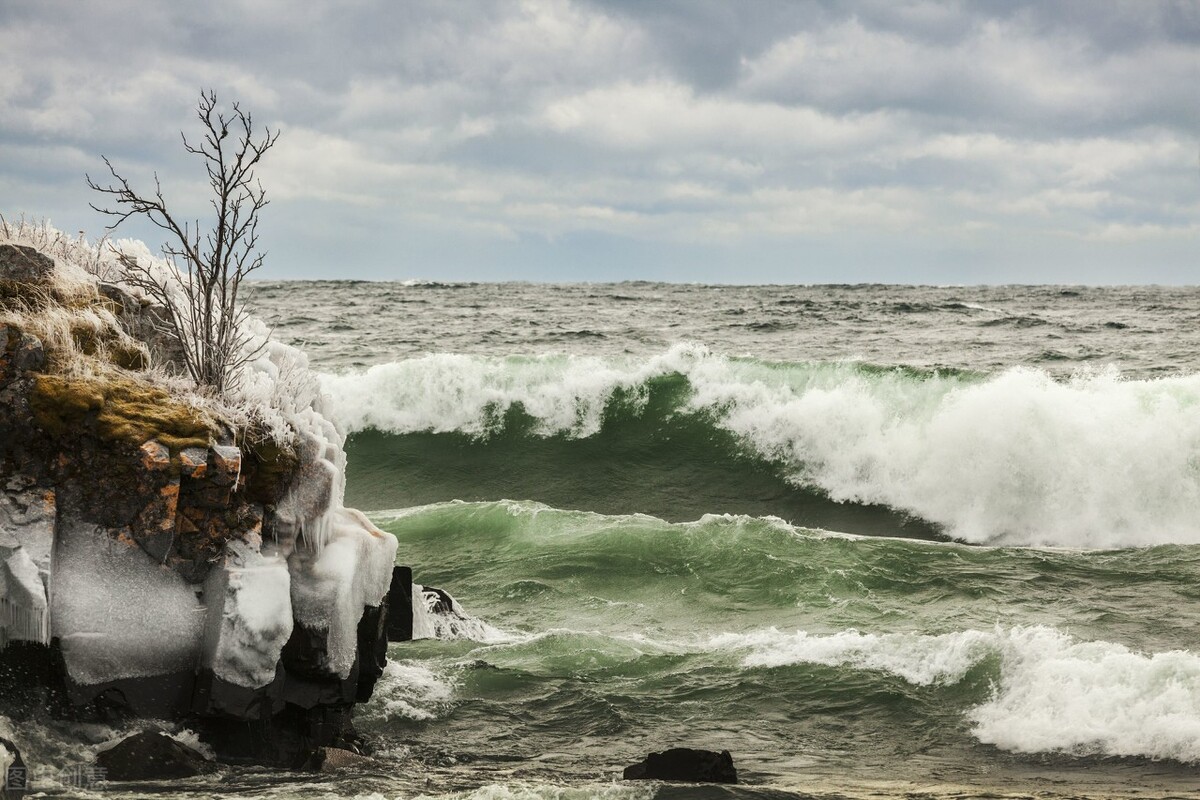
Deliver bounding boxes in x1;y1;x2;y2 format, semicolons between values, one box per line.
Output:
1;0;1196;282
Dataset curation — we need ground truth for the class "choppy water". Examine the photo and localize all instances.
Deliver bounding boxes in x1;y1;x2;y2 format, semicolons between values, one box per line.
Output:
13;282;1200;799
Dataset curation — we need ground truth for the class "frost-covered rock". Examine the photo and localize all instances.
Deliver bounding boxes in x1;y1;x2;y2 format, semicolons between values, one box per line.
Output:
0;226;412;767
0;244;54;285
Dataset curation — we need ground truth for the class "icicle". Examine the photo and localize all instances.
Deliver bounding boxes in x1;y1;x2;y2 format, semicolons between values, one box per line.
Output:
298;508;335;555
0;599;49;647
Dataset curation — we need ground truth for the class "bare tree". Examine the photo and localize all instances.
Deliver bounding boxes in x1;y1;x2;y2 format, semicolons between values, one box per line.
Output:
87;89;280;394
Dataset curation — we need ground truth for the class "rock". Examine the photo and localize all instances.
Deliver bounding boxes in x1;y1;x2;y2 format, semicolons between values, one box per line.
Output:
11;334;43;374
98;282;141;315
178;446;208;478
0;245;54;286
304;746;375;772
385;566;414;642
354;603;388;702
1;736;28;798
623;748;738;784
0;240;406;770
95;730;213;780
139;440;171;471
209;444;242;487
423;585;455;614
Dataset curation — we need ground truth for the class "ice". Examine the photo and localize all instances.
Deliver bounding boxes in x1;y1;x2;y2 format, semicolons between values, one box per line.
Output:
201;540;293;689
51;519;206;685
289;508;398;678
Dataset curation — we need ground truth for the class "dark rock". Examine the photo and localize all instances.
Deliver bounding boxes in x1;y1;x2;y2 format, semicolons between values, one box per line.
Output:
1;736;28;799
0;245;54;285
191;667;284;721
95;730;213;781
304;746;375;772
623;748;738;784
386;566;414;642
355;604;388;702
423;585;455;614
11;334;43;374
63;671;197;723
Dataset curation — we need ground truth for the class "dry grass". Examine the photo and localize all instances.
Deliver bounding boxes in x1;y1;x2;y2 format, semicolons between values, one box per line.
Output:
1;217;303;455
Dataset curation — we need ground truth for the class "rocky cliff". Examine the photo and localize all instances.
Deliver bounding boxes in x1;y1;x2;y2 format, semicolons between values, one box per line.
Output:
0;239;413;767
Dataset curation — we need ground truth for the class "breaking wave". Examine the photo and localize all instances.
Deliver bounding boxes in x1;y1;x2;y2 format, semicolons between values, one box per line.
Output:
325;344;1200;548
712;624;1200;762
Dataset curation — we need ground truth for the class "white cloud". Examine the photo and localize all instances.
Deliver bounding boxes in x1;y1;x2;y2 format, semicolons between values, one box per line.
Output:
539;80;900;154
0;0;1196;280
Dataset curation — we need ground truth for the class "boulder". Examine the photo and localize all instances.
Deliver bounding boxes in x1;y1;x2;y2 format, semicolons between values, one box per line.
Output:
95;730;213;781
623;748;738;784
0;245;54;286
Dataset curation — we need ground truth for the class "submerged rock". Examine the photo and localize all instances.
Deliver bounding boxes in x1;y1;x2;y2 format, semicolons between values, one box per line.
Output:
623;748;738;784
304;746;376;772
95;730;213;781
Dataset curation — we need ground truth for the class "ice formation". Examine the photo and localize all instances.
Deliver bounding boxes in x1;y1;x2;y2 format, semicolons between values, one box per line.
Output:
0;224;400;696
201;541;294;689
0;490;54;646
52;519;207;685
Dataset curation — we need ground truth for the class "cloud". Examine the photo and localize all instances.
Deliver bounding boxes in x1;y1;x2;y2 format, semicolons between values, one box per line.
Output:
0;0;1196;281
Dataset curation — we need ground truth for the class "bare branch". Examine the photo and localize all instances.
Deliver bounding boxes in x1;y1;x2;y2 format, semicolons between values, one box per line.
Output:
87;89;279;394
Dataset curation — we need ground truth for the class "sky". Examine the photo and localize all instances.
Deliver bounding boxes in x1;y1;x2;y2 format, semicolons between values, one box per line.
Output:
1;0;1197;283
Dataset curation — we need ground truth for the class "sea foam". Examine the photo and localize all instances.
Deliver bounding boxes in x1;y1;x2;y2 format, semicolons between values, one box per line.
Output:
712;624;1200;762
322;344;1200;548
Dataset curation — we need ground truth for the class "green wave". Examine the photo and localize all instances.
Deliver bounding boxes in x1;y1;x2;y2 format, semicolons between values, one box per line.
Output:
376;501;1200;651
344;371;940;539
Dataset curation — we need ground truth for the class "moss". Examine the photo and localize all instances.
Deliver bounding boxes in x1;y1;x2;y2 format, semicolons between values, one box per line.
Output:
31;373;215;450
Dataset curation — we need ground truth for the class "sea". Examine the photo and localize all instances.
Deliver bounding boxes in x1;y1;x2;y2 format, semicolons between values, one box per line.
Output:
13;282;1200;799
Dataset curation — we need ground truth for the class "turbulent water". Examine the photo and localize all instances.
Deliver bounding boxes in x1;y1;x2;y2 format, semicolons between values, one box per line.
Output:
16;282;1200;799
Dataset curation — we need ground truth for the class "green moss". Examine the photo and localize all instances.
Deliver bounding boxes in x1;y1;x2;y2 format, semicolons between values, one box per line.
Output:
31;373;215;450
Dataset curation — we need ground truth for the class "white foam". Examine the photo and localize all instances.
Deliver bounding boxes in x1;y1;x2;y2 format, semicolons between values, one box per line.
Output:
713;624;1200;762
359;660;456;722
411;583;516;643
413;783;656;800
323;346;1200;548
971;627;1200;761
320;344;710;439
710;627;996;685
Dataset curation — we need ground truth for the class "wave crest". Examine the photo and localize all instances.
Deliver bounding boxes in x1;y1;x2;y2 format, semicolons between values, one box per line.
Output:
325;346;1200;548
